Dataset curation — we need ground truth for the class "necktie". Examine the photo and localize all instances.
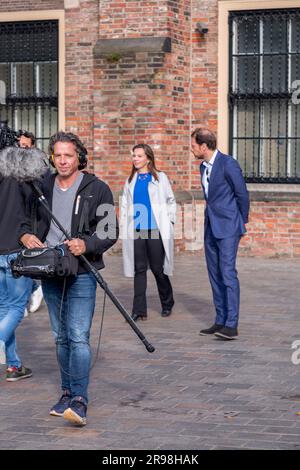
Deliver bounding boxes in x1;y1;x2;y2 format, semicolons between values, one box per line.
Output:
203;164;211;197
206;166;210;184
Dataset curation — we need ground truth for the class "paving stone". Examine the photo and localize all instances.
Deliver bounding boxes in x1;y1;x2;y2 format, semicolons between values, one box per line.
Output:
0;255;299;450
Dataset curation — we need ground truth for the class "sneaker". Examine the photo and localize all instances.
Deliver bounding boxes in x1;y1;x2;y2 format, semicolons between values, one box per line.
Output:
214;326;238;340
199;324;224;336
0;340;6;365
63;397;87;426
28;286;43;313
6;365;32;382
50;392;72;417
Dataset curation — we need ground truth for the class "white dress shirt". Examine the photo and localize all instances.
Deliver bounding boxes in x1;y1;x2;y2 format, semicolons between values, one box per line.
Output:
202;149;218;198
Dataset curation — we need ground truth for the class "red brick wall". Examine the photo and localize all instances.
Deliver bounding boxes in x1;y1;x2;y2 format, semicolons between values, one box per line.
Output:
93;0;192;191
191;0;218;189
0;0;63;11
168;198;300;258
64;1;98;160
99;0;169;38
240;201;300;258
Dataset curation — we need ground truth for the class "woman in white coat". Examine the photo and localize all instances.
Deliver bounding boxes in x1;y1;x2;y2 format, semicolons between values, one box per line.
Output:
121;144;176;321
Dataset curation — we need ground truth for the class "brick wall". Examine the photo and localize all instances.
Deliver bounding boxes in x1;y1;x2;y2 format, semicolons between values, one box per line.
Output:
1;0;299;258
167;194;300;258
174;197;300;258
93;0;192;191
240;200;300;258
191;0;218;189
112;192;300;258
98;0;169;38
64;1;98;159
0;0;63;11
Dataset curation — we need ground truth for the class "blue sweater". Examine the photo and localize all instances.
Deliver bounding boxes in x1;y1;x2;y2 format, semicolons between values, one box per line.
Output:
133;173;158;230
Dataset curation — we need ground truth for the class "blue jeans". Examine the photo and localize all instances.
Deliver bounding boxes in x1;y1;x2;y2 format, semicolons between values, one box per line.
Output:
0;253;32;367
32;280;40;293
42;273;97;403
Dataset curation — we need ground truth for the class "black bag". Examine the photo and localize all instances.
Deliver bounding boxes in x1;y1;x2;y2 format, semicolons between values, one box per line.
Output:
11;244;79;279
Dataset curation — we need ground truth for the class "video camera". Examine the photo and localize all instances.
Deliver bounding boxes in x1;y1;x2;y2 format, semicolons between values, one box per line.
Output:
0;120;18;150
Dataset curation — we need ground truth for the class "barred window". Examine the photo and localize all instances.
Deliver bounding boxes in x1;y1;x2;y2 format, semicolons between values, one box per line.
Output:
0;20;58;151
229;9;300;183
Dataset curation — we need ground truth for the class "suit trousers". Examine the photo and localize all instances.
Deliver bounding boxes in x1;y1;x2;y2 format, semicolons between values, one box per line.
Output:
204;221;241;328
133;229;174;316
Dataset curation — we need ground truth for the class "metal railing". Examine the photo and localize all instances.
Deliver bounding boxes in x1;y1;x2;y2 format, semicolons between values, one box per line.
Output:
229;9;300;183
0;20;58;151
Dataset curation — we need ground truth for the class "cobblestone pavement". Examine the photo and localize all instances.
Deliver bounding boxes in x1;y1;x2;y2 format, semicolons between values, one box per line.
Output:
0;254;299;450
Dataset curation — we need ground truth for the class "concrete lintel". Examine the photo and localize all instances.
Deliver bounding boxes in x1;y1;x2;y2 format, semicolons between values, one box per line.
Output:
94;36;172;58
64;0;80;9
249;191;300;202
112;188;300;204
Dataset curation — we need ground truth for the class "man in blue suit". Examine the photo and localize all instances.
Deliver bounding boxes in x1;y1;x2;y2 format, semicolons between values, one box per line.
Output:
191;128;250;340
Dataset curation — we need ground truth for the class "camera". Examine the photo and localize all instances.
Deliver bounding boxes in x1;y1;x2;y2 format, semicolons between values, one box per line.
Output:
0;120;18;150
196;22;209;35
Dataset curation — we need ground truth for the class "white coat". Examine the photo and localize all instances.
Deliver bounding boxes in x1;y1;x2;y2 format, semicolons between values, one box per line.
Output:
121;171;176;278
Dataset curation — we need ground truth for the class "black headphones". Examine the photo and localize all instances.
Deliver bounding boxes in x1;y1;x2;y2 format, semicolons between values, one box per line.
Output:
77;148;88;170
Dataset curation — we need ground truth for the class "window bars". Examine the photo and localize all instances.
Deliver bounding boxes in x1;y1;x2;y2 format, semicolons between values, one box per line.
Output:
0;20;58;151
229;9;300;183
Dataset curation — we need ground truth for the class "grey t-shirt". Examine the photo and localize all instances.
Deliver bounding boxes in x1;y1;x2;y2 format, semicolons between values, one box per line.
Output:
46;173;84;247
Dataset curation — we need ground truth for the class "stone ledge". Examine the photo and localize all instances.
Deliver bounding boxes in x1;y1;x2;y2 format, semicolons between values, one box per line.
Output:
113;188;300;203
94;37;172;58
248;191;300;202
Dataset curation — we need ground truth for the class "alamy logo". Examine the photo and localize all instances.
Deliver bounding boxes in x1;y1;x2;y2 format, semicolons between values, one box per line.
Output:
0;80;5;105
291;340;300;365
291;80;300;105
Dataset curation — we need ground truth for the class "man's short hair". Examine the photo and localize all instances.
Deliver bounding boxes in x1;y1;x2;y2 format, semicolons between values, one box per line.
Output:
191;128;217;150
17;130;35;146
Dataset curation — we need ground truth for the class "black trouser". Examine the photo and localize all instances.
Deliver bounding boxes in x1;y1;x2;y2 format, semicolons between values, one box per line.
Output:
133;229;174;317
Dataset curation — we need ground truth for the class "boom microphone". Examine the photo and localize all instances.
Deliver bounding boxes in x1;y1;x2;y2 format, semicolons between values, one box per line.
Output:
0;146;48;181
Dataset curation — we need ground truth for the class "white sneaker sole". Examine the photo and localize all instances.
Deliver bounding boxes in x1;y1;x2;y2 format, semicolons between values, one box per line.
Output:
63;408;86;426
49;410;64;417
214;332;237;340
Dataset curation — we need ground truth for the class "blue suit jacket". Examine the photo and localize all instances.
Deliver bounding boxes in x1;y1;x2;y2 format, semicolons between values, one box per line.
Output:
200;151;250;239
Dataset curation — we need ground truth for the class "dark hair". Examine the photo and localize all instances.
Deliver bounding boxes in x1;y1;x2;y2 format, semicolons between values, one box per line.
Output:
17;130;35;146
48;131;88;170
128;143;159;183
191;127;217;150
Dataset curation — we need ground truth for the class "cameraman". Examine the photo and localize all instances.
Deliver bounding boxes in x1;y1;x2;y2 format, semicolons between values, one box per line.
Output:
20;131;118;427
17;130;35;149
0;147;33;381
17;130;44;314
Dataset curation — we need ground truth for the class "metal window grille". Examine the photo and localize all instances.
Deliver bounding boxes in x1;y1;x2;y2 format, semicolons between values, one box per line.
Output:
0;20;58;151
229;9;300;183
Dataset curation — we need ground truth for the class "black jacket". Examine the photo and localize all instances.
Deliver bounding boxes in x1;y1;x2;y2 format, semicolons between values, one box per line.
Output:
0;176;29;254
20;172;119;273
